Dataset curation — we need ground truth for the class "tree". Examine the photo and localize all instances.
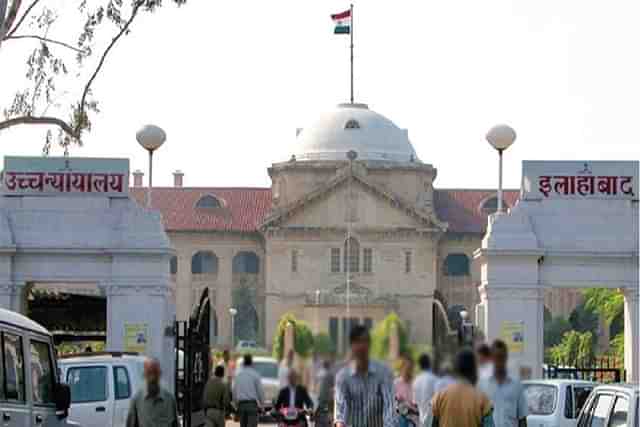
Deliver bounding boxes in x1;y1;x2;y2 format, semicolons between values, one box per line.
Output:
0;0;187;154
544;316;572;348
549;330;595;367
272;313;314;361
569;302;599;335
370;312;409;360
313;332;334;356
583;289;625;357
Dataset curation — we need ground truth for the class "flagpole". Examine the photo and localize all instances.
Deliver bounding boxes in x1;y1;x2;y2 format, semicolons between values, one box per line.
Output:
350;3;354;104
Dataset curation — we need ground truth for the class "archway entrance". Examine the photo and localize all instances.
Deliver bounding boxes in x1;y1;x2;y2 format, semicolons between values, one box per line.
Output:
475;161;638;381
0;156;175;386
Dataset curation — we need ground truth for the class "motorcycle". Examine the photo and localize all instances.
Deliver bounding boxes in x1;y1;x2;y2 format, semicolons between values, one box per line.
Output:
272;407;311;427
396;399;420;427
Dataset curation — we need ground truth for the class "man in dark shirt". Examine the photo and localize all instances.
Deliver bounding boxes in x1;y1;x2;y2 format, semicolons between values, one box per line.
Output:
275;370;314;411
203;365;231;427
126;357;178;427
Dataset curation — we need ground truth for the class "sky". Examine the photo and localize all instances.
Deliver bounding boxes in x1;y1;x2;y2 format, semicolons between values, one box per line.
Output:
1;0;639;189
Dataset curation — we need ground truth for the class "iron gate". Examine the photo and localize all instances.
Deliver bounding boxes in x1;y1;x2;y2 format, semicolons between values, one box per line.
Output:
176;289;211;427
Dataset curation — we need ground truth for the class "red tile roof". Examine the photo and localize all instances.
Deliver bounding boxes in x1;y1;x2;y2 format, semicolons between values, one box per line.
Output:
434;189;520;233
130;187;519;234
130;188;272;232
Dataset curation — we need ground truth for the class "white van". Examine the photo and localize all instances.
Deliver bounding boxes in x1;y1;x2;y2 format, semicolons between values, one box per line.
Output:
523;379;595;427
58;353;146;427
0;307;76;427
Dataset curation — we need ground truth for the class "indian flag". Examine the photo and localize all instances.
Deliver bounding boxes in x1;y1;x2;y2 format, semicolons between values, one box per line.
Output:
331;9;351;34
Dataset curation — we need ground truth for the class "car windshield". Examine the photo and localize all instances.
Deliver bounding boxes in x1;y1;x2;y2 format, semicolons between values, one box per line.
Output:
524;384;558;415
251;361;278;379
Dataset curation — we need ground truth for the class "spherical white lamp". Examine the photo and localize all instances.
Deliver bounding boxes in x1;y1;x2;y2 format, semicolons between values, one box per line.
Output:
460;310;469;321
136;124;166;208
136;124;166;152
485;124;516;213
486;124;516;152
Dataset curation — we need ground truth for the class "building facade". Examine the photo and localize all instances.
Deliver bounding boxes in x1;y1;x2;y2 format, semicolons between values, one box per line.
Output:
131;103;578;349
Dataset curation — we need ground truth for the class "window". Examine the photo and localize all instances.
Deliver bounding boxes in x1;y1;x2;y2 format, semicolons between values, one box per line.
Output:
575;386;594;416
565;385;575;418
67;366;108;403
2;332;25;402
405;251;412;273
290;249;299;273
329;318;339;352
344;237;360;273
170;256;178;275
344;119;361;129
191;251;218;274
114;366;131;400
588;394;613;427
608;396;629;427
363;248;373;273
195;195;222;209
30;341;55;405
233;252;260;274
523;384;558;416
364;318;373;330
331;248;341;273
444;253;470;276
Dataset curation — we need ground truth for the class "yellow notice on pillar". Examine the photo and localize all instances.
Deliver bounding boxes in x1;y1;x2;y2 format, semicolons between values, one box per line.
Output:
124;323;150;354
500;321;524;354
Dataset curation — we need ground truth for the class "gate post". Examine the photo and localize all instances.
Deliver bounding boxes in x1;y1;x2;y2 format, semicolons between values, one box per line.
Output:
623;286;639;382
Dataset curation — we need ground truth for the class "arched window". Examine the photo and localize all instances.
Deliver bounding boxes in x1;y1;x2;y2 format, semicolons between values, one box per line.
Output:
344;119;361;129
344;237;360;273
191;251;218;274
233;251;260;274
170;256;178;275
480;196;508;216
444;253;470;276
196;195;222;209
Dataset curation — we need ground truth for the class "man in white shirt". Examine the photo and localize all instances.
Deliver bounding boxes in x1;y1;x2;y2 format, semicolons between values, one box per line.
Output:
476;343;493;380
412;354;437;427
232;354;265;427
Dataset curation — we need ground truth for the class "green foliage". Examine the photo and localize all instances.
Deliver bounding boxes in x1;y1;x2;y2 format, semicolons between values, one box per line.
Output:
549;330;594;367
371;312;409;360
583;289;624;325
609;333;624;360
272;313;314;360
569;303;599;334
313;333;335;355
544;316;572;348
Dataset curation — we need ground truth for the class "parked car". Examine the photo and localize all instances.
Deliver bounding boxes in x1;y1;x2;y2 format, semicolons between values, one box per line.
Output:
0;307;75;426
577;384;638;427
523;379;595;427
58;352;146;427
235;356;279;411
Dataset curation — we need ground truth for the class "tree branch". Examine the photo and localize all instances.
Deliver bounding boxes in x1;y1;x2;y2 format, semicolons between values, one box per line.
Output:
1;0;22;38
5;0;39;38
3;34;84;53
75;0;144;136
0;115;74;135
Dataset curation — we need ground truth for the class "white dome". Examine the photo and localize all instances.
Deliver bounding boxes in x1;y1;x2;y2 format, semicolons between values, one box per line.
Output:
294;103;419;162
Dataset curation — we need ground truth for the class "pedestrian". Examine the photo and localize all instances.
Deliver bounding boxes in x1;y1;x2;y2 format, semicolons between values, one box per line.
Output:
394;354;416;427
433;360;456;393
476;343;493;380
218;349;233;384
232;354;264;427
316;358;343;427
478;340;528;427
412;353;437;427
126;357;179;427
335;325;396;427
203;365;231;427
279;349;295;389
431;349;493;427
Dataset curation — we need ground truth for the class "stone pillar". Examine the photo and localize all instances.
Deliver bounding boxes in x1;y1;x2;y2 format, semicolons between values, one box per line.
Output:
0;281;25;313
175;253;192;321
216;250;233;348
623;286;639;382
106;283;175;393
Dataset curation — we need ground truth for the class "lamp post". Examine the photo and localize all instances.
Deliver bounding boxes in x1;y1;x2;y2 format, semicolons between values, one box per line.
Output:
459;309;474;346
315;289;321;333
229;307;237;348
486;125;516;212
136;124;166;208
345;150;358;322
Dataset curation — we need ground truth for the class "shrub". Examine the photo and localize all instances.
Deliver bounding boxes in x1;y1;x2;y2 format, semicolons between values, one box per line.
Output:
371;312;409;360
272;313;314;360
313;332;335;355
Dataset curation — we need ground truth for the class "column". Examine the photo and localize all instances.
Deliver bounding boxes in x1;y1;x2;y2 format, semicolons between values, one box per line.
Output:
481;284;544;380
0;281;25;313
623;286;639;382
216;250;233;347
175;253;192;321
